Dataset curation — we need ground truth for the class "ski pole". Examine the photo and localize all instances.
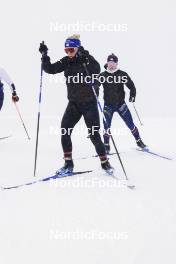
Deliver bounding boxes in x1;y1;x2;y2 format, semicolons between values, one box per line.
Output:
14;102;31;140
132;102;143;126
34;54;44;177
82;63;129;181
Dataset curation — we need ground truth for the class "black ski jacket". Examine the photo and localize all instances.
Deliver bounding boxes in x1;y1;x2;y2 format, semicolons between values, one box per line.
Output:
42;53;100;102
98;69;136;106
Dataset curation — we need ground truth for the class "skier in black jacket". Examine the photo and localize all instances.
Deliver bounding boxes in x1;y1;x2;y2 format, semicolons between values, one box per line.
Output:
39;35;113;175
98;53;146;154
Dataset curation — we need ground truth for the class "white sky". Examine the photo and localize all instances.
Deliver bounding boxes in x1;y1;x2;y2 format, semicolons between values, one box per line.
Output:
0;0;175;117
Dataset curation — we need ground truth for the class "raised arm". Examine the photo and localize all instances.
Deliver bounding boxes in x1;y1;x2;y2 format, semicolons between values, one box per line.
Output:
39;42;66;74
42;56;66;74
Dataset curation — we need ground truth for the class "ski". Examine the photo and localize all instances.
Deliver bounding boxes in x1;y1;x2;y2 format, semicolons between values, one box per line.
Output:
0;135;12;140
42;170;93;181
0;168;135;190
136;148;173;161
1;170;93;190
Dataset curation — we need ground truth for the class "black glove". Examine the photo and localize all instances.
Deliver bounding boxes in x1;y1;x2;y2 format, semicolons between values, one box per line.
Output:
129;93;136;103
104;63;108;69
77;46;89;57
77;46;89;64
12;91;19;102
39;42;48;56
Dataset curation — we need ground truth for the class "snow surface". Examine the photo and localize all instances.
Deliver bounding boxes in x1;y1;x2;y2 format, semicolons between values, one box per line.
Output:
0;0;176;263
0;114;176;264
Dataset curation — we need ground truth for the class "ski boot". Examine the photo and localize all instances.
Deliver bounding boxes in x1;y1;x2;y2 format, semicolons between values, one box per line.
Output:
136;138;147;149
56;159;74;176
101;160;114;175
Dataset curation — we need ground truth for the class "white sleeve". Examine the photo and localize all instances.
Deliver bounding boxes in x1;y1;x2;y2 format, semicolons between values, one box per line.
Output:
0;67;13;91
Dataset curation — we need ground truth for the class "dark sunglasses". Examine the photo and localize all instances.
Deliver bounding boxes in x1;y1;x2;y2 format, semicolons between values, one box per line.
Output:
64;48;76;54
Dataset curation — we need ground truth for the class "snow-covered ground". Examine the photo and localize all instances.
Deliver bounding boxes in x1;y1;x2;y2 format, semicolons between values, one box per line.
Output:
0;0;176;263
0;113;176;264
